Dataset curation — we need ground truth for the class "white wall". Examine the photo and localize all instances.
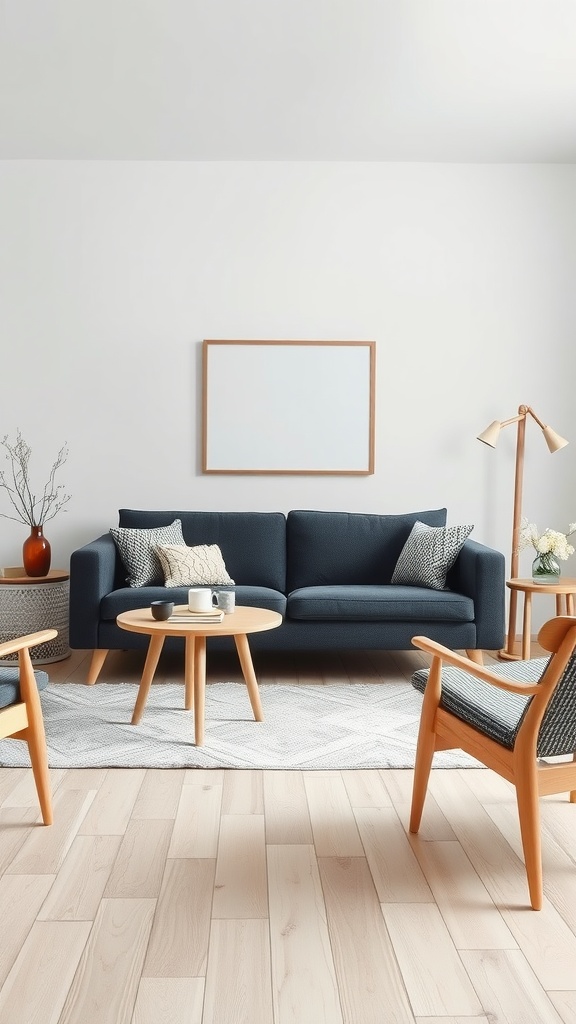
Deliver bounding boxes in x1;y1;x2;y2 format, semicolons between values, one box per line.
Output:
1;161;575;625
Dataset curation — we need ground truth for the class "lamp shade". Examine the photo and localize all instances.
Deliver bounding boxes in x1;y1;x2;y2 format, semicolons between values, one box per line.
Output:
477;420;501;447
542;425;569;454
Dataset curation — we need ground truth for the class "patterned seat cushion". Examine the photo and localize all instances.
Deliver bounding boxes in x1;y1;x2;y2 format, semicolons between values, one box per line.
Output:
411;657;548;750
0;666;50;708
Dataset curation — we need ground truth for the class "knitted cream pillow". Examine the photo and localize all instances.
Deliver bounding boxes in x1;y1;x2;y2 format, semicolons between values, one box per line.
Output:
156;544;235;587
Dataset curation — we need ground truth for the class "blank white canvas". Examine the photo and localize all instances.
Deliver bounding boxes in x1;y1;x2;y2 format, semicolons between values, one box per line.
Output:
203;342;374;473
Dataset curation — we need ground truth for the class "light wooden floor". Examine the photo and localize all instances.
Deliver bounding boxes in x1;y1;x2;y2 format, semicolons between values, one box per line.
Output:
2;641;576;1024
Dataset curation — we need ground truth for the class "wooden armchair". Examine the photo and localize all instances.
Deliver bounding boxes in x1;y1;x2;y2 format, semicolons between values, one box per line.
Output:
409;616;576;910
0;630;57;825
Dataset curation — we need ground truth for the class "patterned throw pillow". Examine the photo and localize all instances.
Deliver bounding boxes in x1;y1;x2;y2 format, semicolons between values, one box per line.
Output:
110;519;185;588
391;520;473;590
156;544;235;587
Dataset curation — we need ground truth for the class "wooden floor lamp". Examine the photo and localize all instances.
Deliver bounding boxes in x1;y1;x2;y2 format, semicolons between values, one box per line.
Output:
477;404;569;659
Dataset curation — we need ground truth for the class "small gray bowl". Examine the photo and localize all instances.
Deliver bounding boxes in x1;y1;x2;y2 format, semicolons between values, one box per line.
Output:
150;600;174;621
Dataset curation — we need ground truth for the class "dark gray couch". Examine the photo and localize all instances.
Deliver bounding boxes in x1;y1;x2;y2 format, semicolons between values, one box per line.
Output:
69;507;505;661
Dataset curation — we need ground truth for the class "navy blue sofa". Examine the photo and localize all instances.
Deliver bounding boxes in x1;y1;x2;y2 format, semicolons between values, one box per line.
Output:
69;507;505;659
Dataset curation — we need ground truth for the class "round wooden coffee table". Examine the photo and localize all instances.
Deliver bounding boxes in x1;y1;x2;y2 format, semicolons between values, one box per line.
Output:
115;605;282;745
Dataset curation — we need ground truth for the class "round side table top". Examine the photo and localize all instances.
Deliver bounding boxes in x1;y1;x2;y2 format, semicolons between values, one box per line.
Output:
507;577;576;595
117;605;282;638
0;567;69;585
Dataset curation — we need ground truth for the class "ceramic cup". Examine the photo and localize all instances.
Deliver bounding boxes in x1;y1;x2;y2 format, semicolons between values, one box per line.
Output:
188;587;213;613
212;590;235;614
150;600;174;621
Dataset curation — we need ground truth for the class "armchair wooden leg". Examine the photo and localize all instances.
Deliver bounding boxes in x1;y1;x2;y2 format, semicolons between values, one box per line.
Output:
410;656;442;834
18;647;53;825
515;766;543;910
25;720;53;825
410;731;436;834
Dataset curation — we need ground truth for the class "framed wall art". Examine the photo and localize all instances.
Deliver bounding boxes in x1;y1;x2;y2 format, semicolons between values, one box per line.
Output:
202;340;375;474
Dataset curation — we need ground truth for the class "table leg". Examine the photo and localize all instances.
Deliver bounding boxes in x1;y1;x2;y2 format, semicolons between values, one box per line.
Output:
501;588;520;660
556;595;563;616
234;633;264;722
522;592;532;660
131;633;165;725
184;634;195;710
567;595;574;616
87;648;109;685
193;636;207;746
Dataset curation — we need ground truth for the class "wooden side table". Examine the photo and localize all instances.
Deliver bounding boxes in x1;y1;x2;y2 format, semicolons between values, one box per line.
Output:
0;568;70;664
503;577;576;661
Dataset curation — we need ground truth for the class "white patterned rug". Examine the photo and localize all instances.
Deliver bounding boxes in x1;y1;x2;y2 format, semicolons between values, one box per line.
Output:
0;681;481;770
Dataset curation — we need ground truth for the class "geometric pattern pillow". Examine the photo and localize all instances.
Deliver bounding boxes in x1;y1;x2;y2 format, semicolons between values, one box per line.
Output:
391;520;473;591
110;519;185;587
155;544;235;587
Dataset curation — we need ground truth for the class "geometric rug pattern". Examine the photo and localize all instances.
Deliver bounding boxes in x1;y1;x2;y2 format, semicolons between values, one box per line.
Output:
0;681;481;770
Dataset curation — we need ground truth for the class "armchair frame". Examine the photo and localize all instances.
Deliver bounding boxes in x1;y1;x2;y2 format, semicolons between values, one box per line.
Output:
0;629;57;825
409;616;576;910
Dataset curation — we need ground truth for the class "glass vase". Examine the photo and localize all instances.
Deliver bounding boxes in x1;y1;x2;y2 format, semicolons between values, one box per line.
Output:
22;525;51;577
531;551;561;585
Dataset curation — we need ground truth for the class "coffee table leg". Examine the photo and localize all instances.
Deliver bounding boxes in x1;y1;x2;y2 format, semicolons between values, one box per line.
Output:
194;636;207;745
234;633;264;722
131;634;165;725
184;634;195;710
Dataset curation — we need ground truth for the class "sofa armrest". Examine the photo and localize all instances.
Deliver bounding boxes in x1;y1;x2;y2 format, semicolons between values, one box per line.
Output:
447;539;506;650
69;534;119;649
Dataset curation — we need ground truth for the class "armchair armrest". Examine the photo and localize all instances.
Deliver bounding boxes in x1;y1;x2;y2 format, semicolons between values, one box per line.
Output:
411;635;541;695
69;534;119;649
448;539;505;650
0;630;58;660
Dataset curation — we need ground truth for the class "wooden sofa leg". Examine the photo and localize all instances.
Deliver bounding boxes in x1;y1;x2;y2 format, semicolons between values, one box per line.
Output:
466;649;484;665
87;649;109;685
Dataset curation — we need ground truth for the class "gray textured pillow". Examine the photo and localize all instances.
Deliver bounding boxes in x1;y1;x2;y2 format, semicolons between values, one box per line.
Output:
391;520;473;590
110;519;185;587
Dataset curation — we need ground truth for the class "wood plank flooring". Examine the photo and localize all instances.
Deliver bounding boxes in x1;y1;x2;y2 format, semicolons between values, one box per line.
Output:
2;642;576;1024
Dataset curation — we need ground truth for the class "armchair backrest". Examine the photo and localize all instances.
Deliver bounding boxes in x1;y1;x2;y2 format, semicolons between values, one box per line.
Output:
517;618;576;758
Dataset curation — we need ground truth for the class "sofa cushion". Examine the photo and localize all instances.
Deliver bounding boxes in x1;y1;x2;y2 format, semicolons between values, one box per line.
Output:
118;510;286;591
391;521;474;590
156;544;235;586
286;508;447;591
110;519;185;587
101;585;287;620
287;585;474;622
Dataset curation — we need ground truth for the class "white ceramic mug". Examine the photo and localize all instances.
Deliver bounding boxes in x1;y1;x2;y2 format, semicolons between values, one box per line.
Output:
188;587;213;613
212;590;235;614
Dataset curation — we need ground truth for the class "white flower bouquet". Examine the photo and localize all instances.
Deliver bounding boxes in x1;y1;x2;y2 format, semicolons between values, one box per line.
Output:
518;519;576;561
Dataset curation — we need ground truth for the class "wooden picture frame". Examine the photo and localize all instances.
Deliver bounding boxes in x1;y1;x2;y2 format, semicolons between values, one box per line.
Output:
202;340;375;475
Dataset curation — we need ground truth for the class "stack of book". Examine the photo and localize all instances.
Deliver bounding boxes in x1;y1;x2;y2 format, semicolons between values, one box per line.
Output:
169;608;224;624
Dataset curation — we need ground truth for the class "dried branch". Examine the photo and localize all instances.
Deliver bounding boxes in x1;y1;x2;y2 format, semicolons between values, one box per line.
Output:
0;431;71;526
